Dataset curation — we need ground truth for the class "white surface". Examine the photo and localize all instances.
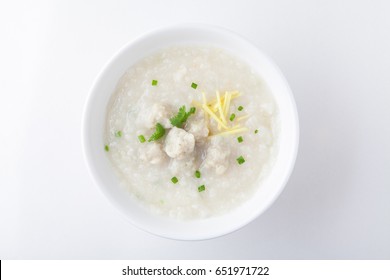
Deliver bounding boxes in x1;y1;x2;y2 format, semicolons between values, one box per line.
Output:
0;0;389;259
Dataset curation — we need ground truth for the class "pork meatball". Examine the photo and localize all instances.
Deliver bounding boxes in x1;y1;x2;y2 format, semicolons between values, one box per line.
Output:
163;127;195;159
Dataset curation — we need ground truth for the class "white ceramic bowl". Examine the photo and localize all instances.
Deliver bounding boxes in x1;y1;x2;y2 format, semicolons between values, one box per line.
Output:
82;24;299;240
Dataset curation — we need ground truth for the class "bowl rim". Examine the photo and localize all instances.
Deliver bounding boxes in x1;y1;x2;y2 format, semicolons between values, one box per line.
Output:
82;23;299;240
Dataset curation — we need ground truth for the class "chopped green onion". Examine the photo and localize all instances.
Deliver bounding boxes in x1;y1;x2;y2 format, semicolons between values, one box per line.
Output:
104;145;109;152
238;106;244;111
237;136;243;143
151;80;158;86
229;113;236;121
171;177;178;184
236;156;245;165
191;82;198;89
115;130;122;137
138;135;146;143
195;170;201;178
198;185;205;192
255;129;259;134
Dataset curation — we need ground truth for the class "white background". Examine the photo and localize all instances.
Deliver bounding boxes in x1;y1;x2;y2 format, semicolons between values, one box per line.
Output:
3;260;390;280
1;0;389;259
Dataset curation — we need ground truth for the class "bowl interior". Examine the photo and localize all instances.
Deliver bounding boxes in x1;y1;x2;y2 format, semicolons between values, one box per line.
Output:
83;25;298;240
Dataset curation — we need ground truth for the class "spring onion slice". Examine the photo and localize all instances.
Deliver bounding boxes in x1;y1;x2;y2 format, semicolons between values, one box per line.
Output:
236;156;245;165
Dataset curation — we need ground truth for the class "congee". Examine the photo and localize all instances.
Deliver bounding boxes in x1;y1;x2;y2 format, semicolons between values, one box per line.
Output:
105;46;279;219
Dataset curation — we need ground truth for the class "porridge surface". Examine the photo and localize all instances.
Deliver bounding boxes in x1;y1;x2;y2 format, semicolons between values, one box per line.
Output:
105;45;279;220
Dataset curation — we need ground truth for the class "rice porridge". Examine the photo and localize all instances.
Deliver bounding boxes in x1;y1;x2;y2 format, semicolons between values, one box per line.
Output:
105;45;279;220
